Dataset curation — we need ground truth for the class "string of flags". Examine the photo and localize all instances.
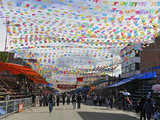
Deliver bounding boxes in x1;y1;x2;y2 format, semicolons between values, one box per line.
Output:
0;0;159;79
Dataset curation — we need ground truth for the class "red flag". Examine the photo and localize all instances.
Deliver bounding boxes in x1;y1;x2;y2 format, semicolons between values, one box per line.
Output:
93;0;99;3
77;77;83;82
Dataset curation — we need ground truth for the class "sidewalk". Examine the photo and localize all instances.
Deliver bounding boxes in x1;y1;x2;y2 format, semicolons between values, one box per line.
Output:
4;103;139;120
4;104;82;120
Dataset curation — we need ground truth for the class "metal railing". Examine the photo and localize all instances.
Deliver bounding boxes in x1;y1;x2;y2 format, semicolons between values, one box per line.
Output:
0;97;32;119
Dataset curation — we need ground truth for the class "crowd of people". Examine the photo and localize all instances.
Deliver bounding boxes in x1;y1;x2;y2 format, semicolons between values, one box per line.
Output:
31;92;160;120
92;95;114;108
91;94;160;120
136;98;160;120
32;93;84;113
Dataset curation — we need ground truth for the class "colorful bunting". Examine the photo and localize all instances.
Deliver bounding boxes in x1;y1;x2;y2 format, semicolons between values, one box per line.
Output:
0;0;159;81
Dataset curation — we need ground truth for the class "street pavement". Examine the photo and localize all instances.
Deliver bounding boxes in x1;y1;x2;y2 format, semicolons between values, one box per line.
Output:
4;103;139;120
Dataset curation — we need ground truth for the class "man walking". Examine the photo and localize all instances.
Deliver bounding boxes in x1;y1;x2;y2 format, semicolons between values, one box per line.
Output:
77;94;82;109
56;95;60;106
139;98;146;120
72;94;76;109
143;98;154;120
62;93;66;106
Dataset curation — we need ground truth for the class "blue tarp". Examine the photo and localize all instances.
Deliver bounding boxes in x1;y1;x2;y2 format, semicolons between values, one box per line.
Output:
47;83;53;88
93;80;108;85
148;66;160;71
73;87;90;93
107;71;157;88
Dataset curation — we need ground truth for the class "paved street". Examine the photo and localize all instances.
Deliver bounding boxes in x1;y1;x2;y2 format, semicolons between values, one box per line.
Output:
4;104;139;120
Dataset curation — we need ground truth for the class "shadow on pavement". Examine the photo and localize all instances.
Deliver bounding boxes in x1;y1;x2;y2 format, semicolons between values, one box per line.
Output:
91;107;110;110
77;112;138;120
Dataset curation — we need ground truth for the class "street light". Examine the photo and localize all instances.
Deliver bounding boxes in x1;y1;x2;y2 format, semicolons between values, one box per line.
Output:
4;17;20;51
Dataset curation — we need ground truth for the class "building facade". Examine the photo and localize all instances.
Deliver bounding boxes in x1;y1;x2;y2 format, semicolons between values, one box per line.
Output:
140;37;160;74
121;36;160;78
120;44;141;78
0;52;14;62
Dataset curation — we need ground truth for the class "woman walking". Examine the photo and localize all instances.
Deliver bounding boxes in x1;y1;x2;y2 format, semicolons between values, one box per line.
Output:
48;94;54;113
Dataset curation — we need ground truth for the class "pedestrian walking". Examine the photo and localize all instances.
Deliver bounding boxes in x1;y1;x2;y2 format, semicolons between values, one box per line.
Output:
32;94;36;107
46;94;49;106
105;97;109;107
109;97;113;109
135;101;139;113
154;108;160;120
102;96;105;104
56;95;60;106
99;96;102;106
42;94;45;106
126;96;132;110
62;93;66;105
93;95;97;105
72;94;76;109
67;94;70;105
43;94;48;106
143;98;154;120
83;94;87;103
39;94;43;107
139;98;146;120
48;94;54;113
97;95;100;106
36;95;39;106
77;94;82;109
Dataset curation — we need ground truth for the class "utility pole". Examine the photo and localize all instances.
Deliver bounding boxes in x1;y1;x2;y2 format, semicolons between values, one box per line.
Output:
4;16;8;51
4;16;20;51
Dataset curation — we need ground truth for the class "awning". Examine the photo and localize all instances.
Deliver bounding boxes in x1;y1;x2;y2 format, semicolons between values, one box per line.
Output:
148;66;160;71
107;71;157;88
0;62;38;76
92;79;108;85
0;62;48;84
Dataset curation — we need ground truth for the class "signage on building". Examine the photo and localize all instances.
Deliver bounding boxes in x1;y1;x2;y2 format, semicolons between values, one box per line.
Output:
25;59;37;63
57;84;77;89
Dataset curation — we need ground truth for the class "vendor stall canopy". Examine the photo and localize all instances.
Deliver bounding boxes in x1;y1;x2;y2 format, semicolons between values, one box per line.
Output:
0;0;160;82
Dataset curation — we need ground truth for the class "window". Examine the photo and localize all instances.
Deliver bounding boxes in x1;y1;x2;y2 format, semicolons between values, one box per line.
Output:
131;51;135;57
126;66;129;73
135;63;140;70
131;64;135;71
122;67;125;74
135;51;140;57
129;64;132;72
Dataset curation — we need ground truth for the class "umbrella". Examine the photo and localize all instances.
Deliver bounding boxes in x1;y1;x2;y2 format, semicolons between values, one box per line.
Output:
122;92;131;96
152;84;160;92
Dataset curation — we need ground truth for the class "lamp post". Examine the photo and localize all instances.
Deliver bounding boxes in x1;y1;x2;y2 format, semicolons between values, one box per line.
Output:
4;17;20;51
4;17;9;51
111;55;114;83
